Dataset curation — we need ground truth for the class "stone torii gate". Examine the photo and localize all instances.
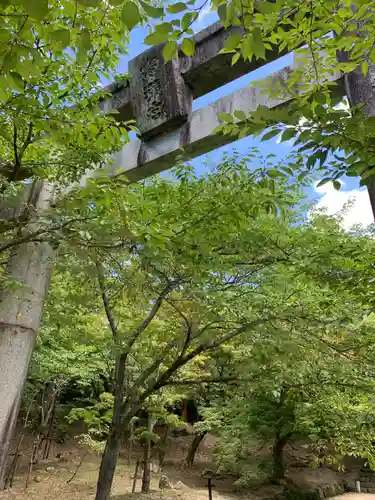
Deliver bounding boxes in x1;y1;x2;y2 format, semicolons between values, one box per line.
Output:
95;21;374;207
1;17;374;486
96;22;343;183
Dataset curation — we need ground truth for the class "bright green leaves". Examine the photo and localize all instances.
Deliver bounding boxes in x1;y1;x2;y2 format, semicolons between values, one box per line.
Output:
22;0;49;20
145;6;198;51
145;32;168;45
181;11;197;31
144;20;175;45
140;0;164;18
234;110;246;122
0;0;151;185
262;129;281;141
225;33;241;51
49;28;71;49
121;1;140;31
217;1;240;28
78;29;92;51
251;28;266;59
163;41;178;62
239;28;266;62
181;37;195;56
167;2;188;14
280;128;297;143
361;60;369;77
78;0;101;5
8;72;24;93
218;113;235;123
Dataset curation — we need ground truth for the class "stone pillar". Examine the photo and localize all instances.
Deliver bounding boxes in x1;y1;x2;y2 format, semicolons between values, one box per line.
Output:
129;44;192;140
341;63;375;219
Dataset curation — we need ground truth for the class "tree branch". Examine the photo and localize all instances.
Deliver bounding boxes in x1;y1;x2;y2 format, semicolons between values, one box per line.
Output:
96;262;119;341
18;122;33;162
141;316;276;400
0;216;92;255
123;281;177;356
13;122;19;169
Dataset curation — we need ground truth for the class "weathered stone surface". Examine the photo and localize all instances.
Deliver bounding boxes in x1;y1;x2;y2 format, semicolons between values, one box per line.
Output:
99;81;133;122
179;23;283;98
107;64;296;181
129;45;192;139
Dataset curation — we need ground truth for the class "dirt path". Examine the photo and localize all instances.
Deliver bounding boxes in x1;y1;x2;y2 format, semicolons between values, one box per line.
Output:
0;455;240;500
332;495;375;499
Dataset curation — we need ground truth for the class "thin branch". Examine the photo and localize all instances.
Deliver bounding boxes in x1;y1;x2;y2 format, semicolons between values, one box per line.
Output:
163;376;241;386
0;216;92;255
18;122;33;161
165;298;192;351
123;281;176;355
96;262;119;341
142;316;276;398
13;122;19;167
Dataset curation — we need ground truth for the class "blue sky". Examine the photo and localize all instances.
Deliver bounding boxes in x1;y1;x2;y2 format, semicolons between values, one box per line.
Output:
111;6;373;228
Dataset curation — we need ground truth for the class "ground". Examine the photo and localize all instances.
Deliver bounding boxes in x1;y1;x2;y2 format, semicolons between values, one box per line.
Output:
332;496;375;500
0;435;367;500
0;453;246;500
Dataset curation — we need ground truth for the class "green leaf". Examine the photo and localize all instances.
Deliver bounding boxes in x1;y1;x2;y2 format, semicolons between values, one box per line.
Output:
234;110;246;122
162;41;178;62
217;4;227;23
8;72;24;93
333;180;341;191
261;129;281;141
280;128;297;142
267;169;281;178
49;29;71;49
78;30;92;51
78;0;101;5
225;33;241;51
22;0;49;19
181;12;197;31
241;36;253;61
144;32;169;45
140;1;164;18
109;0;123;4
317;177;331;187
251;27;266;59
181;38;195;56
167;2;187;14
122;2;140;31
361;61;369;77
155;23;173;34
218;113;234;123
231;52;240;66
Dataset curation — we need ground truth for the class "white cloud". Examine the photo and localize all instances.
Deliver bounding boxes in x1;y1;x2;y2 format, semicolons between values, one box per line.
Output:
312;181;373;230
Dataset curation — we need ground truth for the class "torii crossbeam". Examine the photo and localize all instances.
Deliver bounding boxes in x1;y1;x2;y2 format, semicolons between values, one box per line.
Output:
93;22;343;183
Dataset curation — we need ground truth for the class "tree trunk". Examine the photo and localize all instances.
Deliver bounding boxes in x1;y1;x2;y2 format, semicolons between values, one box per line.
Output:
142;438;151;493
158;424;169;468
142;413;155;493
95;427;122;500
185;432;207;467
0;181;54;488
271;436;288;483
95;343;129;500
